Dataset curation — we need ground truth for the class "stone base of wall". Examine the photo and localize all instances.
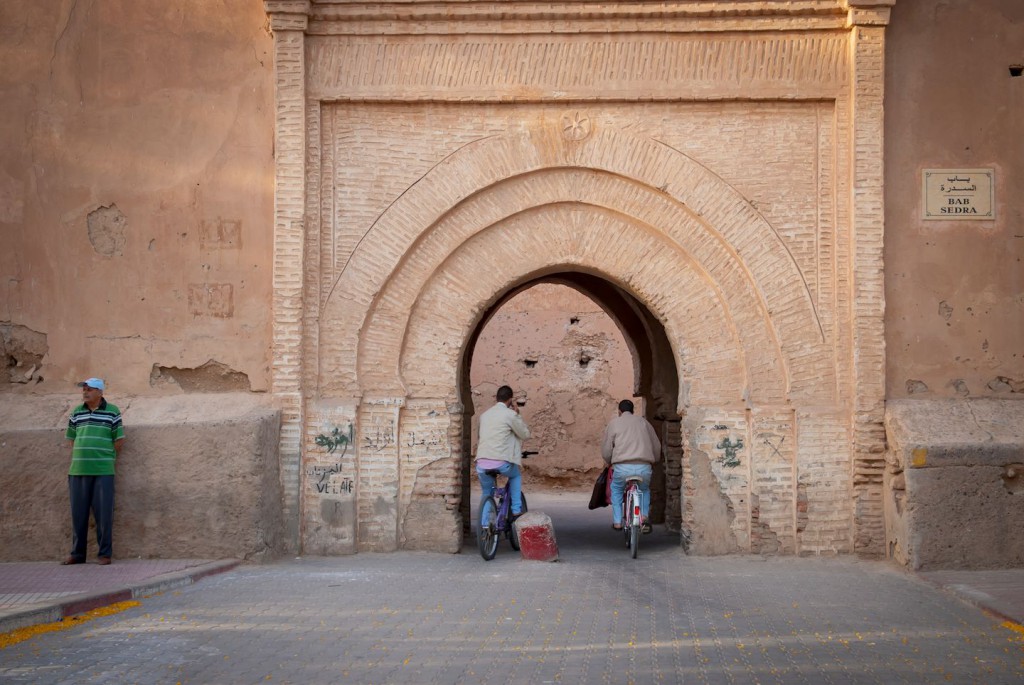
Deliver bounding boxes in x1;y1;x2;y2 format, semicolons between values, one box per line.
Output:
0;393;284;562
884;399;1024;571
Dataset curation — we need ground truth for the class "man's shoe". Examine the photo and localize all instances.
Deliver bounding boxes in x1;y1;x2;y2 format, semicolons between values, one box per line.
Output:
60;556;84;565
97;557;112;566
612;523;623;531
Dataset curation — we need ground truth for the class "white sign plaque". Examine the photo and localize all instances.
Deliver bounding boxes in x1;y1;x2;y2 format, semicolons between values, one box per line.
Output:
922;168;994;220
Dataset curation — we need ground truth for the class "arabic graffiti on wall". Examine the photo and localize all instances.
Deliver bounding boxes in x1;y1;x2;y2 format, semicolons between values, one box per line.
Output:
406;428;446;448
363;417;397;452
310;422;355;497
306;462;354;495
315;423;354;456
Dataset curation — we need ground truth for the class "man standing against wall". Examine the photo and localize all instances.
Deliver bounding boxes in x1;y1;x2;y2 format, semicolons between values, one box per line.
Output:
475;385;531;517
62;378;125;566
602;399;660;533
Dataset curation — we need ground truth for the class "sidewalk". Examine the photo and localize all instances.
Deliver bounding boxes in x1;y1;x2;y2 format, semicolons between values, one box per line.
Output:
919;567;1024;626
0;558;239;633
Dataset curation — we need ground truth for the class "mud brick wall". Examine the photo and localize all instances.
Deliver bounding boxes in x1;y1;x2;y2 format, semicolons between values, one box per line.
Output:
885;400;1024;570
0;395;283;562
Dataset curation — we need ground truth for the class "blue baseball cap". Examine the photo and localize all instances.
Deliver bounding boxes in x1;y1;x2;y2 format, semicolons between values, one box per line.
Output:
77;378;105;391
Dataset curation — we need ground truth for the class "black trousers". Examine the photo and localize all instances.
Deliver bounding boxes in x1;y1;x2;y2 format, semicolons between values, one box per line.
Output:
68;475;115;560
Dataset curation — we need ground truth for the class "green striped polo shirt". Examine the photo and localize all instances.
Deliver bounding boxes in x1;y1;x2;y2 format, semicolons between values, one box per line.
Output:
66;399;125;476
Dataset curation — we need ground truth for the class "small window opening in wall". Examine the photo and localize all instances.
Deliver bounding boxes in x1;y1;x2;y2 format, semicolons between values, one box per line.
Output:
569;316;580;324
579;352;592;368
524;358;537;368
1010;64;1023;77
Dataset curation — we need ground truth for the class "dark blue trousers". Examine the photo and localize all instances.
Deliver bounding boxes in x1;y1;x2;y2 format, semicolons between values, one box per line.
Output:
68;475;115;560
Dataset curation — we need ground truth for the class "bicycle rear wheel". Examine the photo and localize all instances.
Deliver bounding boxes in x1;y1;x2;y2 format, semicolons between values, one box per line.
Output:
478;496;499;560
508;493;528;551
622;497;632;548
626;487;640;558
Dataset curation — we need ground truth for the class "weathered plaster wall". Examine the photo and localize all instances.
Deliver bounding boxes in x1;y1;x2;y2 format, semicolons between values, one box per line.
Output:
885;399;1024;570
0;0;275;396
469;283;633;488
880;0;1024;570
0;394;284;561
885;0;1024;399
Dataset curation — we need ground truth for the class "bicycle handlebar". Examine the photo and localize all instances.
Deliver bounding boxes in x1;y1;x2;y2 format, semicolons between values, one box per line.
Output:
522;450;538;458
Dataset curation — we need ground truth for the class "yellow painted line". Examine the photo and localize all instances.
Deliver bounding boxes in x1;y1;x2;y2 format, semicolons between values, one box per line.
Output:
1001;620;1024;639
0;600;141;650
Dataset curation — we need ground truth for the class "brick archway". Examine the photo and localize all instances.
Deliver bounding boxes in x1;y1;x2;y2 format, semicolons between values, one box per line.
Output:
265;1;891;557
323;126;831;406
318;125;838;553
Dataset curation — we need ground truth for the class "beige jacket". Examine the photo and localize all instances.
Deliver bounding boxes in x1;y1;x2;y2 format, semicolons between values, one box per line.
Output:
475;402;531;465
601;411;661;466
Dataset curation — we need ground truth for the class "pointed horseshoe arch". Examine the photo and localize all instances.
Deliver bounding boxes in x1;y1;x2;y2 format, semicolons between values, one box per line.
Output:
322;125;834;409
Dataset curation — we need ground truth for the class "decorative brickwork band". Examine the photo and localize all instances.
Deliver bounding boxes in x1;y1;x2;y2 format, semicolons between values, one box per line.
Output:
848;24;889;556
266;1;311;550
307;34;849;101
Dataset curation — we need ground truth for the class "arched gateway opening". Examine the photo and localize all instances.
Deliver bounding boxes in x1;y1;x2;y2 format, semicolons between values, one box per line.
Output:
267;1;890;559
297;120;850;557
460;274;683;538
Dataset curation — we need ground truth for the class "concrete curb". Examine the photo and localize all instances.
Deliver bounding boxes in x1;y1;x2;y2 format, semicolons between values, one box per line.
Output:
942;583;1018;624
915;573;1022;627
0;559;241;634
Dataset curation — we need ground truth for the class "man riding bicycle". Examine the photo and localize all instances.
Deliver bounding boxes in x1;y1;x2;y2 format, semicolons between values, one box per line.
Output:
601;399;661;533
475;385;531;519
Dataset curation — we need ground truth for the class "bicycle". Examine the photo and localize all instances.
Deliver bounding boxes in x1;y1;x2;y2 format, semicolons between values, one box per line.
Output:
622;475;645;559
478;451;536;560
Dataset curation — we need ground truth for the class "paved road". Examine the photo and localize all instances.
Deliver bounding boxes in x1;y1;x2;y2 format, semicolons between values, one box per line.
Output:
2;491;1022;684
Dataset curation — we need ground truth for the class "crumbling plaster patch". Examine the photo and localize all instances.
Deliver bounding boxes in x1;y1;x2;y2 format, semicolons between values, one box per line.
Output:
685;447;740;555
403;457;462;553
750;493;781;555
150;359;251;392
86;204;127;257
0;322;47;385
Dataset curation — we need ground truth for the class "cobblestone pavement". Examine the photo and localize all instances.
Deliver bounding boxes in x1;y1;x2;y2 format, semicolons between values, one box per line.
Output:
2;492;1022;684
